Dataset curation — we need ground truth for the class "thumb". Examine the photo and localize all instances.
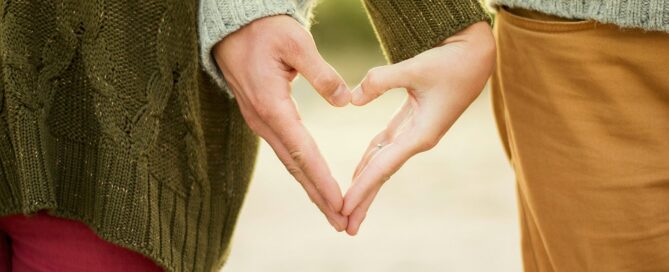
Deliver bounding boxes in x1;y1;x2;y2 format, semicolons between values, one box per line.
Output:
282;38;350;107
352;63;412;106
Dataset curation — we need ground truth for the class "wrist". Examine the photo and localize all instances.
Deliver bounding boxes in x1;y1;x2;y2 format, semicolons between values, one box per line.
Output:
441;21;496;66
442;21;494;45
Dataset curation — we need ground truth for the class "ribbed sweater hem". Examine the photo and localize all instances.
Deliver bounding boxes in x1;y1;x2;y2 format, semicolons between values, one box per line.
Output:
364;0;492;64
0;131;244;272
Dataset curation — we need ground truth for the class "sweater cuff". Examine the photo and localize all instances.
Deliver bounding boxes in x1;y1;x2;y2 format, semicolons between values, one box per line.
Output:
363;0;492;64
198;0;309;98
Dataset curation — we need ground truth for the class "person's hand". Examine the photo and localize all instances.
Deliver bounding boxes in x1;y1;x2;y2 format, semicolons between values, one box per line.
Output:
342;21;496;235
213;15;351;232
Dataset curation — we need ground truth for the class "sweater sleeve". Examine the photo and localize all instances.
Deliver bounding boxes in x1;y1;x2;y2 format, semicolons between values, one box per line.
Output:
198;0;311;97
363;0;492;64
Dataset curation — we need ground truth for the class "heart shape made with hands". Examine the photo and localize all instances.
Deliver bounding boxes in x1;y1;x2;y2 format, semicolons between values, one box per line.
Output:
213;15;495;236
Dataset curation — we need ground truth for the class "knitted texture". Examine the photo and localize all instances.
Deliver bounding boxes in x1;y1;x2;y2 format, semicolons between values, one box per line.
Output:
198;0;315;97
199;0;492;88
489;0;669;33
0;1;259;272
0;0;493;271
362;0;492;64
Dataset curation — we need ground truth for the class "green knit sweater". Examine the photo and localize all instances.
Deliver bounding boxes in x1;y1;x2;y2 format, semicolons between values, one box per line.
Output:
0;0;488;271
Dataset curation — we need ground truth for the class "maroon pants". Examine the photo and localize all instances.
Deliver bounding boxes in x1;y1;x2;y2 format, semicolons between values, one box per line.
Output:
0;211;162;272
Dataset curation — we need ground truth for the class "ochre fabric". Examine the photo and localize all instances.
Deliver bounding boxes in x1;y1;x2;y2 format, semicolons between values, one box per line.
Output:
0;212;163;272
492;7;669;272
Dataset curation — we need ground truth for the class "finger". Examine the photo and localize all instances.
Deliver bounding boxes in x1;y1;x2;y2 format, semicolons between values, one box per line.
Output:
352;99;414;179
282;38;350;107
346;187;380;236
352;131;388;180
298;173;349;232
351;62;412;106
342;133;420;216
259;98;345;213
265;128;348;232
239;100;348;231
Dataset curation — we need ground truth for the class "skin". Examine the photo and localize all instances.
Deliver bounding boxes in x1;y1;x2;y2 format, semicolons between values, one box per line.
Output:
342;21;496;235
215;15;495;236
213;15;351;232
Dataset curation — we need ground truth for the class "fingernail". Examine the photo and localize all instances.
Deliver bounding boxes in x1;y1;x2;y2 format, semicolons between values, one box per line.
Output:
332;84;350;106
351;85;362;104
327;218;341;231
333;221;344;232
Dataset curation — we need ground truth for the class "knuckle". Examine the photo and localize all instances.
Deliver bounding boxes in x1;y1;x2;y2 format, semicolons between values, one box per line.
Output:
314;72;340;95
364;67;382;87
255;104;279;121
284;37;302;55
283;32;310;55
285;164;302;178
255;106;271;120
363;67;387;95
289;149;306;166
415;136;440;152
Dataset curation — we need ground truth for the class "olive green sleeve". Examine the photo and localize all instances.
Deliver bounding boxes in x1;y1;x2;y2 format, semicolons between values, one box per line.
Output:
362;0;492;63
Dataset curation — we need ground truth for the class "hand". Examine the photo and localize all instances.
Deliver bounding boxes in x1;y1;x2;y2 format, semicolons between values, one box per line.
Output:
342;22;496;235
213;15;351;231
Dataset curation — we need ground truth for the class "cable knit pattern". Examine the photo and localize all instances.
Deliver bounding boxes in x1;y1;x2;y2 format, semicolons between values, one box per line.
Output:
0;0;491;271
489;0;669;33
0;1;259;271
198;0;315;97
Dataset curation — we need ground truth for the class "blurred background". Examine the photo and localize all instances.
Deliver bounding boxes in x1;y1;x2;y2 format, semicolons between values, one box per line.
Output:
225;0;520;271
